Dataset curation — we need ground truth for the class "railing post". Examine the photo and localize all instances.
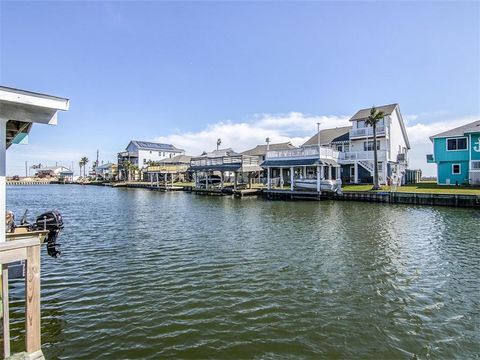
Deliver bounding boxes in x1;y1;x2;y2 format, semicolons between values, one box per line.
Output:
25;244;41;354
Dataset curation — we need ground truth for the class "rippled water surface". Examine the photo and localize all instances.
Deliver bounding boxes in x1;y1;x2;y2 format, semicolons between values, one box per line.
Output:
6;185;480;359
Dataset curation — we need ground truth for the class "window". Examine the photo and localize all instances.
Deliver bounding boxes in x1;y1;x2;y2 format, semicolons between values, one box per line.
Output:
158;151;162;156
143;159;147;164
447;137;467;151
452;164;461;174
149;151;152;154
344;144;349;152
364;140;380;151
336;145;343;151
357;120;365;128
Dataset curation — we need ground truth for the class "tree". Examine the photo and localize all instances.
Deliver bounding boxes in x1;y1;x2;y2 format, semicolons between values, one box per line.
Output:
365;107;385;190
80;157;89;178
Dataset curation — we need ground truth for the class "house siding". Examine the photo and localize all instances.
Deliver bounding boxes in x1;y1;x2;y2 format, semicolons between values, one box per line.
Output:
437;161;469;185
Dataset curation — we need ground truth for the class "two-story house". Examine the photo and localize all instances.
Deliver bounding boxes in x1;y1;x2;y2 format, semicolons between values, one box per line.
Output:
118;140;185;180
427;120;480;185
302;104;410;185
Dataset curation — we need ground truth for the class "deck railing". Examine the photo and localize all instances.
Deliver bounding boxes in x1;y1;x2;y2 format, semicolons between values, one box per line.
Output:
266;147;340;160
350;125;386;138
190;155;260;168
1;231;46;359
339;150;387;161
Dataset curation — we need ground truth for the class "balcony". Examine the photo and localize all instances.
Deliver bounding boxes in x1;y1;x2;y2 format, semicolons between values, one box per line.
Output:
426;154;435;163
397;153;407;163
338;150;387;162
350;125;386;139
266;146;339;161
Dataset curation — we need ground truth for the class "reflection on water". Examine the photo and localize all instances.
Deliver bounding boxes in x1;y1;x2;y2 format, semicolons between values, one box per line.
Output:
7;185;480;359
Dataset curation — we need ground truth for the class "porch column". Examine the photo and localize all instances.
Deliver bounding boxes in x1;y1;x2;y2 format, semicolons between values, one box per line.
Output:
234;172;238;191
290;166;294;191
354;162;358;184
279;167;283;188
303;166;307;179
267;167;271;190
320;165;325;180
194;171;197;188
0;119;5;241
328;166;332;180
220;171;224;189
316;165;321;192
205;172;209;190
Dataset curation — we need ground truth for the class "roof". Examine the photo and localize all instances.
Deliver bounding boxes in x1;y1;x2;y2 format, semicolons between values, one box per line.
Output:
0;86;69;148
128;140;184;152
161;154;192;164
97;162;116;169
430;120;480;140
302;126;351;147
242;142;296;156
349;104;398;121
204;148;239;158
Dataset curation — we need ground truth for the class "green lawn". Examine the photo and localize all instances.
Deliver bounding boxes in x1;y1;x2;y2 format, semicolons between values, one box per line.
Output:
342;182;480;195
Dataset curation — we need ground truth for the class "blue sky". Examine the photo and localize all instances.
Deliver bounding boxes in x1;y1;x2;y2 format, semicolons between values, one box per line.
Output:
1;1;479;176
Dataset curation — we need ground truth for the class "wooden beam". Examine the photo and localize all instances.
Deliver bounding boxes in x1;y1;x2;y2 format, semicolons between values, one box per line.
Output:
25;245;41;354
2;264;10;358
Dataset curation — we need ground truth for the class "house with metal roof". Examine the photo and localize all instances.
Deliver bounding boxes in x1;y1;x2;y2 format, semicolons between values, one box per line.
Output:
302;104;410;185
117;140;185;180
427;120;480;185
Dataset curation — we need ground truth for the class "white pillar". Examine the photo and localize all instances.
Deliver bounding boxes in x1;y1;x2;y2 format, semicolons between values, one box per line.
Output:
316;165;321;192
267;167;271;190
303;166;307;179
328;166;332;180
0;119;6;242
354;162;358;184
234;172;238;191
279;167;283;188
290;166;294;191
320;165;325;180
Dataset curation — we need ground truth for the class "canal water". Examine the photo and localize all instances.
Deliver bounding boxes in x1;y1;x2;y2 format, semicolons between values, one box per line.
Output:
6;185;480;359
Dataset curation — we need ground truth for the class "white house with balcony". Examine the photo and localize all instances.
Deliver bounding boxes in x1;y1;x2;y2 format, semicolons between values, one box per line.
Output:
117;140;185;180
303;103;410;185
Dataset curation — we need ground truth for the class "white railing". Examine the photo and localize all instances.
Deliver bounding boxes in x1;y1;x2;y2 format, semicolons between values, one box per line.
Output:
266;146;339;160
190;155;260;167
339;150;387;161
350;126;386;138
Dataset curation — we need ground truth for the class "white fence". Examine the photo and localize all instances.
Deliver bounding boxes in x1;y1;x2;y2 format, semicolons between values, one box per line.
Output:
266;147;339;160
350;126;385;138
339;150;387;161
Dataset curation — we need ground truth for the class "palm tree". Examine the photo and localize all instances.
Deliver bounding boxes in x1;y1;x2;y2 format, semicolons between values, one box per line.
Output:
365;107;385;190
80;157;89;178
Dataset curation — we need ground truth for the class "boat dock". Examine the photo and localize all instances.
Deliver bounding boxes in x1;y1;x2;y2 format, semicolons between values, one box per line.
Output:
185;186;262;197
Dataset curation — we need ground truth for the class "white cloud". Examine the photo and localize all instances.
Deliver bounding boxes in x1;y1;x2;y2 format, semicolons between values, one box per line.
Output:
154;113;350;155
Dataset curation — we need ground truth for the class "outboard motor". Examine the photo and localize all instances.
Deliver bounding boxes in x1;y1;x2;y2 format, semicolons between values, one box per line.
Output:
35;211;63;258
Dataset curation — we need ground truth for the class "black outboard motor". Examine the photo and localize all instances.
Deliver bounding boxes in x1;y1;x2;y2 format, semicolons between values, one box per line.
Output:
35;211;63;258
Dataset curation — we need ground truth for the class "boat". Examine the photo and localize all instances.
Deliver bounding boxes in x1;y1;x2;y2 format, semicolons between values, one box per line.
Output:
294;178;342;193
197;175;222;187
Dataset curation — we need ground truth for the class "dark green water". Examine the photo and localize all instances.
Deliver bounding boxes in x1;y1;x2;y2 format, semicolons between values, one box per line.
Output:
6;185;480;359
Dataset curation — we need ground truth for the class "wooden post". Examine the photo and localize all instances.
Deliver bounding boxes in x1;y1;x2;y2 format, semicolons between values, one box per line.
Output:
354;162;358;184
316;165;321;192
234;172;238;191
25;244;41;354
2;264;10;358
267;167;271;190
290;167;294;191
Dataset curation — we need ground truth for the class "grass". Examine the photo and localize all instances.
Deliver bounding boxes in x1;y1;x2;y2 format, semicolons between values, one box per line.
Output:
342;181;480;195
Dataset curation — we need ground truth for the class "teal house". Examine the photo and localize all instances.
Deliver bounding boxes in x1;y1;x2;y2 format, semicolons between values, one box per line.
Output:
427;120;480;185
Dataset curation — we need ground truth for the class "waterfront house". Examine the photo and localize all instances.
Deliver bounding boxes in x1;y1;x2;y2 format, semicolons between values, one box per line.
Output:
117;140;185;181
146;154;192;184
0;85;69;358
190;148;263;190
36;166;74;182
303;103;410;185
242;142;297;162
96;162;118;181
427;120;480;185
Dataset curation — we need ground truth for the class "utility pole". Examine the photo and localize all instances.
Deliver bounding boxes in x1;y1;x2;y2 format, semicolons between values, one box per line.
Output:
25;161;28;177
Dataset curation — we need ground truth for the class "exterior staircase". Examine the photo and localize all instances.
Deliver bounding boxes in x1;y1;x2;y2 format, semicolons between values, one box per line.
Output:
358;160;374;175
